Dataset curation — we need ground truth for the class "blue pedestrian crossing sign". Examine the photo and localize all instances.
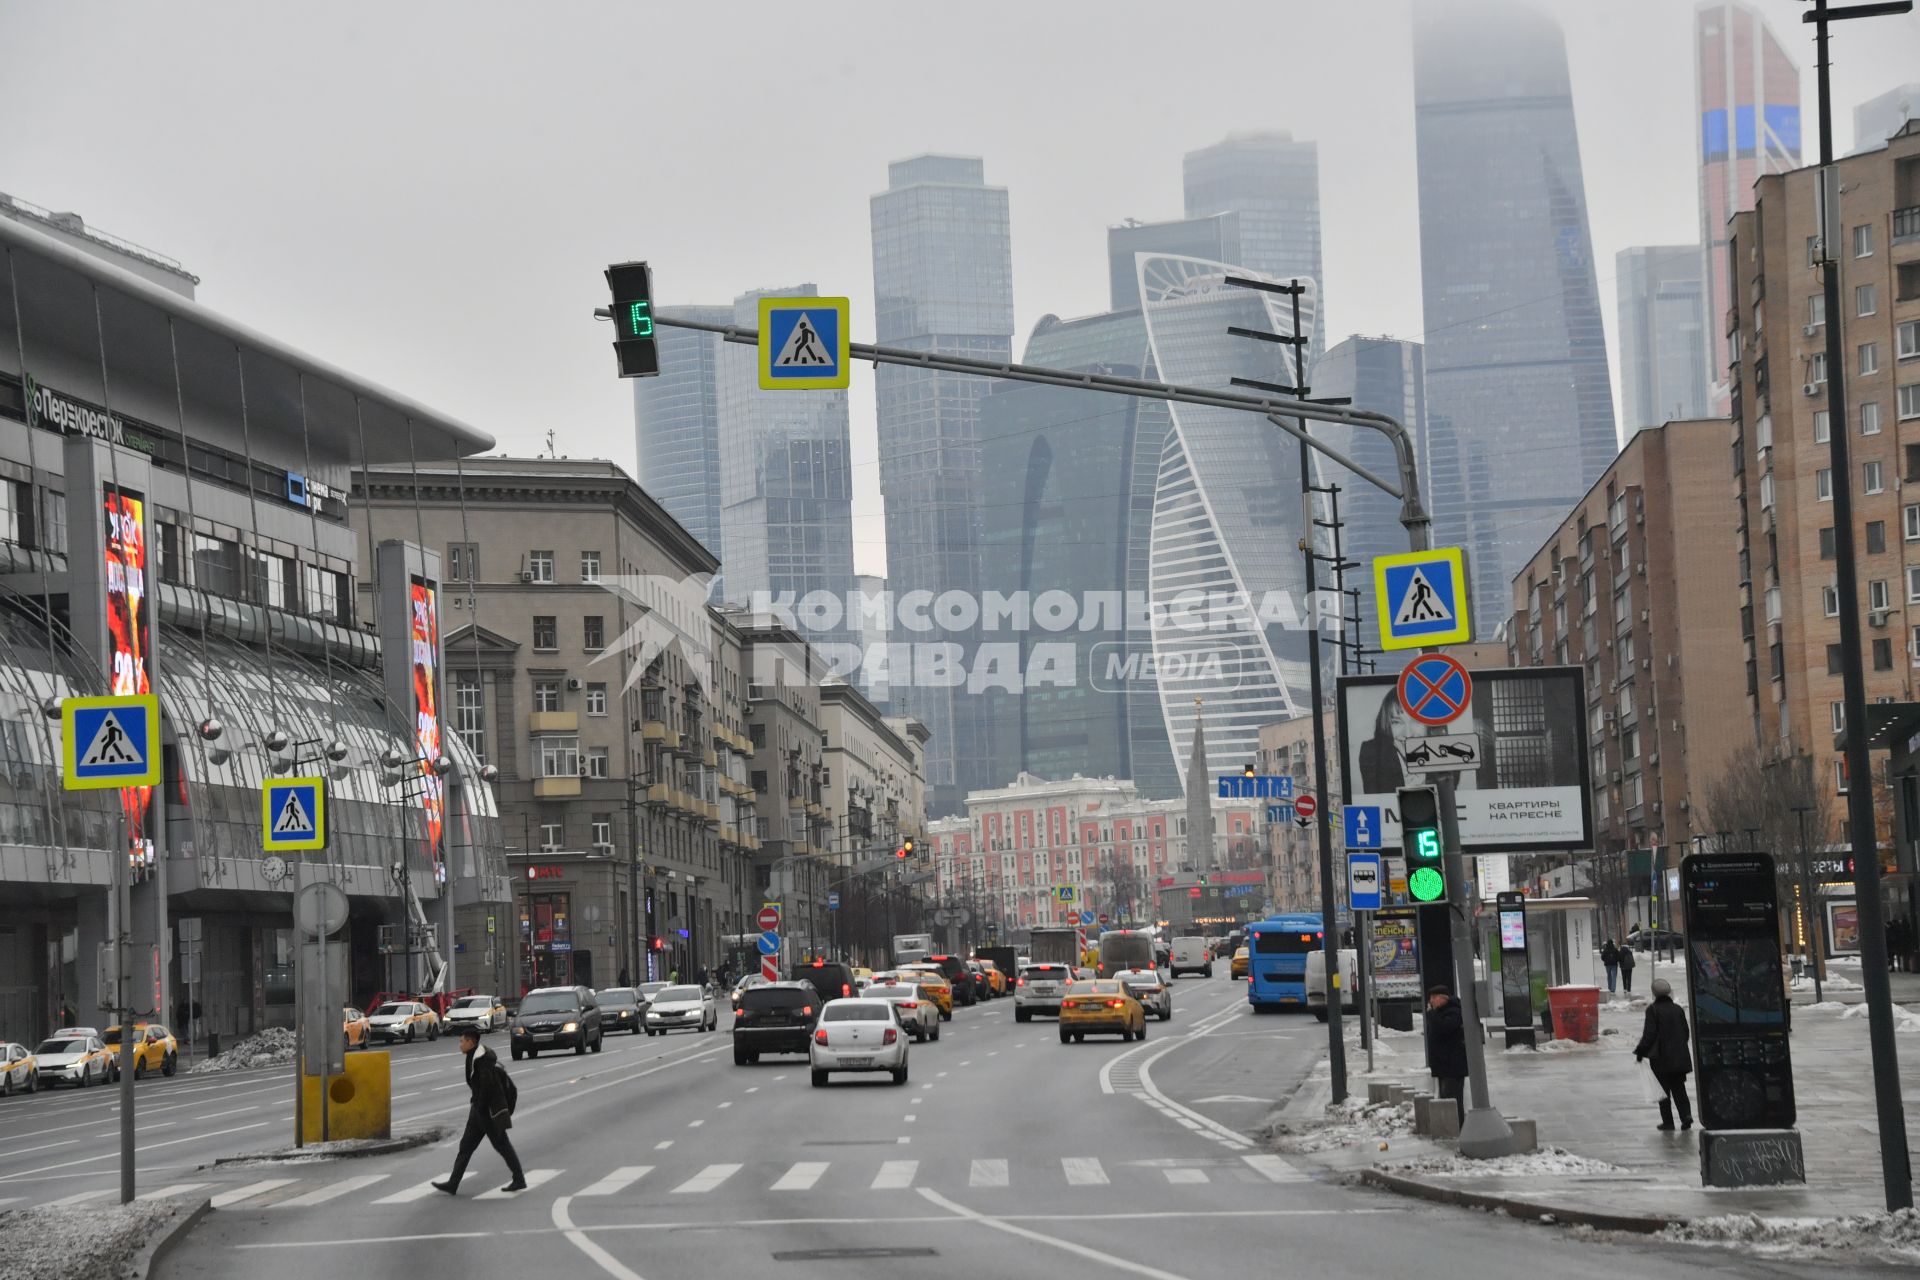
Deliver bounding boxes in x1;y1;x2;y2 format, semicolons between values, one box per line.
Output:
1343;805;1383;850
262;776;327;852
63;694;161;790
759;296;850;390
1374;546;1471;650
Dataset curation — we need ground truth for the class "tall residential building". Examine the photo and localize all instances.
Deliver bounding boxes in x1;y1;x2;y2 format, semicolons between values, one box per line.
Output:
1414;0;1618;627
1855;84;1920;154
714;284;858;651
1695;2;1801;411
1616;247;1711;438
1311;335;1430;670
1183;133;1324;358
634;304;731;562
1107;214;1240;312
869;155;1015;814
1726;123;1920;828
1140;254;1316;782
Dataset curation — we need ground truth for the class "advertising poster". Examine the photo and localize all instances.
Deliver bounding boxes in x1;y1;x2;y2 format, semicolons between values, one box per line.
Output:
103;486;154;868
1370;910;1423;999
409;580;446;868
1826;900;1861;955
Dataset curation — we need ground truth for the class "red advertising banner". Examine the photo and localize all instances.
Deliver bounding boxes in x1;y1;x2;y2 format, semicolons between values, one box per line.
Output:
409;580;446;869
104;487;154;870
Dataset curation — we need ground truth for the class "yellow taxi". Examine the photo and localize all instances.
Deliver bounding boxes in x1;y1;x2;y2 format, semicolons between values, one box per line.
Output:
367;1000;441;1043
102;1023;178;1078
1058;979;1145;1044
343;1007;371;1051
1231;946;1250;980
894;965;954;1020
976;961;1009;997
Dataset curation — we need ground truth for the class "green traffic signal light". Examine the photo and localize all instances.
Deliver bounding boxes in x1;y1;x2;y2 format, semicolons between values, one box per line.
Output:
1397;785;1446;904
605;261;660;378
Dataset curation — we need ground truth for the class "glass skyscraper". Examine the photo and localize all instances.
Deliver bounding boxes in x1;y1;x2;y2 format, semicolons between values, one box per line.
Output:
869;155;1014;814
1413;0;1617;627
1183;133;1325;359
715;284;857;650
634;304;731;562
1107;214;1239;312
1615;246;1709;438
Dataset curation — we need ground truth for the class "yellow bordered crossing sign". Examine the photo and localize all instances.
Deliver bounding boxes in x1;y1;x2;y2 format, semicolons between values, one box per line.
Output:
263;776;328;852
758;296;850;390
1374;547;1472;651
62;694;161;790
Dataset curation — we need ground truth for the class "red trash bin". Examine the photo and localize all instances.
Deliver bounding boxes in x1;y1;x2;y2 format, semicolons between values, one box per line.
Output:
1546;984;1601;1043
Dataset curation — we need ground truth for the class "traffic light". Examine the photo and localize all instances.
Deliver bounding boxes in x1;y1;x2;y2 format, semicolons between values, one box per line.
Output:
1397;785;1446;904
606;261;660;378
899;836;916;860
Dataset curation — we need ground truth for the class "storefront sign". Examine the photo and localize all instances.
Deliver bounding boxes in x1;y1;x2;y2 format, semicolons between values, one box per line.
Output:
28;375;124;444
527;865;565;880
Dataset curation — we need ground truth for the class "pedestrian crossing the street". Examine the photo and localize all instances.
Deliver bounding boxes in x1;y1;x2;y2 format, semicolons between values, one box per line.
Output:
187;1150;1309;1211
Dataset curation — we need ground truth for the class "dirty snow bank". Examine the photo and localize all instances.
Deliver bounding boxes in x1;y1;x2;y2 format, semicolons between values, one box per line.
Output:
1663;1209;1920;1265
1387;1146;1624;1178
0;1200;184;1280
188;1026;296;1074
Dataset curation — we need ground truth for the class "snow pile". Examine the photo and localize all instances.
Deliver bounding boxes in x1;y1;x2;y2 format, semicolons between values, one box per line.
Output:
1270;1095;1415;1153
0;1200;184;1277
1791;972;1861;991
188;1026;296;1074
1803;1001;1851;1014
1840;1002;1920;1033
1532;1037;1599;1054
1664;1209;1920;1264
1387;1146;1624;1179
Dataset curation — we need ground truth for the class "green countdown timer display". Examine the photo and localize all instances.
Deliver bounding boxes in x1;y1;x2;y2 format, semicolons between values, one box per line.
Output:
620;300;653;339
1408;864;1446;903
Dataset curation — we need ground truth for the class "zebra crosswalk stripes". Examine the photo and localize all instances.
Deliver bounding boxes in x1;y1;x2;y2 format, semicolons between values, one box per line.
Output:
136;1183;210;1201
870;1160;917;1190
671;1163;741;1194
577;1166;652;1197
371;1179;445;1205
770;1162;829;1192
1061;1157;1109;1186
274;1174;390;1207
967;1158;1009;1188
211;1178;296;1208
476;1169;559;1199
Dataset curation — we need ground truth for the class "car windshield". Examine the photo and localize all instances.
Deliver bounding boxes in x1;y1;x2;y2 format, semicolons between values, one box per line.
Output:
822;1003;889;1022
742;988;811;1012
374;1003;411;1016
639;983;670;997
656;986;702;1003
1069;981;1120;996
599;989;639;1005
1024;966;1067;979
1121;973;1160;988
517;993;579;1014
454;996;492;1009
37;1038;85;1054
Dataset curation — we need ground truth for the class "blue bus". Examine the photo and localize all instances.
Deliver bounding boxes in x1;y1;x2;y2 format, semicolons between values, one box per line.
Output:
1246;915;1324;1010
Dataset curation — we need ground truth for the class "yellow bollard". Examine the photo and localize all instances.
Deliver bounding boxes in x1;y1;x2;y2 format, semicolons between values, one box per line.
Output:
302;1049;393;1143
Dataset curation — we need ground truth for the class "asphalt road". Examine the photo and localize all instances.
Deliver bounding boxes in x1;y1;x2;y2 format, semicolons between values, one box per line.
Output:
5;981;1888;1278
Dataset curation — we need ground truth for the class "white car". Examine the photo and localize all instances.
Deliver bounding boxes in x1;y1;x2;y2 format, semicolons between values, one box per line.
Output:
645;984;717;1035
366;1001;440;1043
862;979;941;1042
35;1034;111;1088
1118;968;1173;1021
1;1042;38;1095
1170;937;1213;979
1014;962;1074;1022
809;998;909;1086
442;994;506;1033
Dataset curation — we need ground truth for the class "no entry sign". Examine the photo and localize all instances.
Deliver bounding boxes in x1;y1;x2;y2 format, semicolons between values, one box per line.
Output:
1295;794;1318;821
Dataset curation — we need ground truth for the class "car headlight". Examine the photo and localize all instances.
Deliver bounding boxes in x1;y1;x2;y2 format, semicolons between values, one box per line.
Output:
561;1021;578;1033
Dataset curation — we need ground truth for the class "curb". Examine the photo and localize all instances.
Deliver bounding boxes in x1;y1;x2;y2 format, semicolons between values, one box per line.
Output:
210;1126;443;1166
129;1196;211;1279
1355;1167;1684;1234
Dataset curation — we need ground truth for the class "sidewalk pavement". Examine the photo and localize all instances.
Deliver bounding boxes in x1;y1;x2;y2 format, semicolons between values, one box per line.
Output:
1270;970;1920;1230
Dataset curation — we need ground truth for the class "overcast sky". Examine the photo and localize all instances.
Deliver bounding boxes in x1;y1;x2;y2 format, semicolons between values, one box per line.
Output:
4;0;1917;577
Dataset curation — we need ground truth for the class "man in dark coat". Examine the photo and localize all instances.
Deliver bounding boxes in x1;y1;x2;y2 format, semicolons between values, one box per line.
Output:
1616;940;1636;993
434;1028;526;1195
1600;940;1620;993
1425;985;1468;1123
1633;977;1693;1131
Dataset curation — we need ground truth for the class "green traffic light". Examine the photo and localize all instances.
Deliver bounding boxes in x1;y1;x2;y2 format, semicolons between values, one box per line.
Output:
1414;828;1441;859
1409;864;1446;903
624;300;653;338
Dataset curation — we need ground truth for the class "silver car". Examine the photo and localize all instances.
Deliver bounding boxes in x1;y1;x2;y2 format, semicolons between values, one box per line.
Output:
862;979;941;1042
1014;962;1074;1021
645;984;717;1035
809;998;908;1086
1118;969;1173;1021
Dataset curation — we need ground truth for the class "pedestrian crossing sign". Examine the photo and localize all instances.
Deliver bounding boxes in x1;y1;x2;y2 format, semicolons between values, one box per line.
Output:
62;694;161;790
1374;547;1472;651
262;776;327;852
759;296;850;390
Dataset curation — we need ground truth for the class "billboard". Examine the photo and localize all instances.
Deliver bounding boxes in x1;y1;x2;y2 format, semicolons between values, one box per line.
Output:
410;579;445;869
104;485;154;869
1337;666;1591;853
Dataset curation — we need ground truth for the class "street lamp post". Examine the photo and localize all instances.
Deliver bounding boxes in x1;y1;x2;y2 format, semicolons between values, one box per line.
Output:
1791;802;1823;1003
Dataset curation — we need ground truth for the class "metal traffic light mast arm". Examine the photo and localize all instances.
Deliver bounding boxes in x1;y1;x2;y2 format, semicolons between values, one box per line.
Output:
644;314;1431;548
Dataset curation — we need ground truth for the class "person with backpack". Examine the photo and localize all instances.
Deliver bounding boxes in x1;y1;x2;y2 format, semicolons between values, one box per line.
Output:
434;1027;525;1195
1617;939;1636;993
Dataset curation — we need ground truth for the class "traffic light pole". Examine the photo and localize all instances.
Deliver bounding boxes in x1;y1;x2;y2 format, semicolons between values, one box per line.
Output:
1436;772;1507;1156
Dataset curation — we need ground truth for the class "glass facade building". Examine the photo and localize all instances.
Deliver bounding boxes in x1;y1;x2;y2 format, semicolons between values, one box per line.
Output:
869;155;1014;814
1183;133;1325;359
634;304;731;564
1107;214;1239;312
1615;246;1709;438
1414;0;1618;627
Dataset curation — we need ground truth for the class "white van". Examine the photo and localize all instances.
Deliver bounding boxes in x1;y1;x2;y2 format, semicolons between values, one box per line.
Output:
1305;947;1359;1022
1169;937;1213;979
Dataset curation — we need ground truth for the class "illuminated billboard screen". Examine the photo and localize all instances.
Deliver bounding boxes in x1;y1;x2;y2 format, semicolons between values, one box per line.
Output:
104;486;154;868
410;579;445;868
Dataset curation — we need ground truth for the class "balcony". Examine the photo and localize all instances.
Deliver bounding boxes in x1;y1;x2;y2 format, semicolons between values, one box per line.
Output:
641;721;682;748
528;711;577;733
702;747;718;767
533;776;581;799
646;782;673;805
1895;206;1920;245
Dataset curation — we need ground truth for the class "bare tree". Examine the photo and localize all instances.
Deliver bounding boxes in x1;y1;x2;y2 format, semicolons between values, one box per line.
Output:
1702;750;1837;976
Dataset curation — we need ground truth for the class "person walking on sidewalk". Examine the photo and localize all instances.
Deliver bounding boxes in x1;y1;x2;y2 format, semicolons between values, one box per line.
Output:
1600;939;1620;993
1425;985;1468;1124
1633;978;1694;1131
434;1028;526;1195
1617;941;1636;993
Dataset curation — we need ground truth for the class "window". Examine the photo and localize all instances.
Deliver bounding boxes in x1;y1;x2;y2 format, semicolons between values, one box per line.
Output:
1837;759;1851;794
1908;504;1920;541
532;615;557;650
1814;410;1831;443
580;551;601;583
1833;701;1847;733
1818;468;1834;500
585;746;609;779
584;615;605;650
538;735;580;779
1765;585;1782;622
534;680;562;713
1809;293;1826;327
1855;223;1875;258
1825;584;1842;616
1624;773;1644;810
586;682;608;716
1861;343;1880;376
1811;352;1828;383
1909;564;1920;603
447;543;479;581
539;823;563;851
591;816;613;848
1760;472;1775;509
454;673;485;761
1869;520;1888;554
1871;579;1892;612
1622;726;1640;761
1866;460;1885;494
1864;402;1884;435
1859;283;1878;316
1807;235;1821;268
1913;627;1920;666
1902;385;1920;421
1901;321;1920;360
1875;638;1895;672
1820;526;1837;559
528;550;554;583
1828;643;1845;675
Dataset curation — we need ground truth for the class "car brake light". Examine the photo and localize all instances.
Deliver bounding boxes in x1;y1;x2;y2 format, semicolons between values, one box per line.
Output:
902;1000;918;1009
802;1005;813;1016
1108;999;1125;1009
842;984;851;998
1016;978;1025;987
814;1029;829;1045
883;1027;898;1045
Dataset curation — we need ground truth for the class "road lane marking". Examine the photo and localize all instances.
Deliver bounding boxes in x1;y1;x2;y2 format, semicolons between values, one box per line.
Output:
478;1169;558;1199
579;1167;651;1197
45;1189;113;1207
918;1188;1191;1279
967;1159;1008;1188
137;1182;209;1200
211;1178;296;1207
431;1082;466;1091
1241;1154;1309;1183
275;1173;390;1206
904;1115;917;1123
870;1160;917;1190
687;1119;705;1128
937;1072;948;1078
744;1087;759;1094
371;1179;444;1205
671;1163;740;1194
653;1140;673;1150
1062;1157;1108;1186
1;1138;77;1158
553;1195;647;1280
771;1161;828;1191
0;1121;261;1182
716;1101;731;1109
896;1136;911;1144
1163;1168;1208;1184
